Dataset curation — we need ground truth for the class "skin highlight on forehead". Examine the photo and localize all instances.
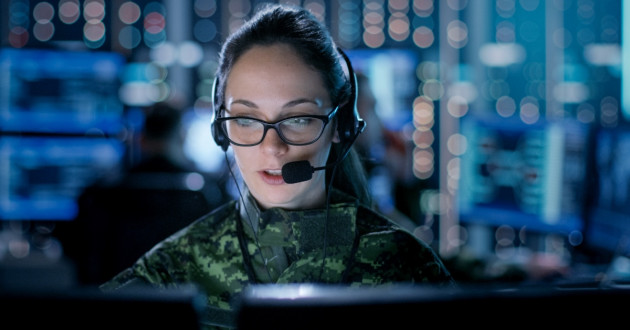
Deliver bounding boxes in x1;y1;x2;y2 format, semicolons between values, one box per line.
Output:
224;44;331;120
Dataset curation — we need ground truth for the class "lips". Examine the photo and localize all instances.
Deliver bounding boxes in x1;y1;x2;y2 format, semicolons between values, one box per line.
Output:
259;169;285;185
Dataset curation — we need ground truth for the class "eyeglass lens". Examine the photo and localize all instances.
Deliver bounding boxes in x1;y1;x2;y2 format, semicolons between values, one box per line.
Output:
223;117;325;145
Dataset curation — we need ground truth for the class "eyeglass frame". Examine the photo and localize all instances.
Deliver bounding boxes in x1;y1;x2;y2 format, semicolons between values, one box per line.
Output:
214;106;339;147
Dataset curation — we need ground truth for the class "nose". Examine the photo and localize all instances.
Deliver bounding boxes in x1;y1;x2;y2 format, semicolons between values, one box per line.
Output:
260;127;288;155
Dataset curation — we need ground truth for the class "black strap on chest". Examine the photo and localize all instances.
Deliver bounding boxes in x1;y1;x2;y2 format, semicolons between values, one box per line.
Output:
235;213;263;284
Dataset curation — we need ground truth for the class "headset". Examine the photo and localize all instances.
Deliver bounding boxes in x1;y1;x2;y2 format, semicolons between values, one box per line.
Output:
211;48;365;153
211;74;228;151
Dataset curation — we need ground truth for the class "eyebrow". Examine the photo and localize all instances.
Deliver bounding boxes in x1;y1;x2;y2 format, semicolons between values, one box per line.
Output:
229;98;322;109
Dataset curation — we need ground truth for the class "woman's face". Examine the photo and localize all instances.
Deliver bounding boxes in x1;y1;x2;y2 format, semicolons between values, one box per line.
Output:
224;43;339;210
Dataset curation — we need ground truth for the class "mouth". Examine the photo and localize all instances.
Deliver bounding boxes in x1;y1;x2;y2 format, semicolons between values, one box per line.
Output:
264;169;282;176
259;169;285;185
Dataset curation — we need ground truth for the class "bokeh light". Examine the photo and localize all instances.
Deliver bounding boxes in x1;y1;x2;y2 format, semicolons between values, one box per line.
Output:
58;0;80;24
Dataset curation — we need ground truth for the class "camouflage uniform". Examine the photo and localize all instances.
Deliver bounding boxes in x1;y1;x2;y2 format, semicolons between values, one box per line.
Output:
101;189;454;328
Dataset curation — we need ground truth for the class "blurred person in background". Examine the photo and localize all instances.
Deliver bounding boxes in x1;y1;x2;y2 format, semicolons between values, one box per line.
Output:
354;71;417;232
55;101;229;285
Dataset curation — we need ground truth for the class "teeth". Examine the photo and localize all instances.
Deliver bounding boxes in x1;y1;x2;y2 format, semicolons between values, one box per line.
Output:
265;170;282;175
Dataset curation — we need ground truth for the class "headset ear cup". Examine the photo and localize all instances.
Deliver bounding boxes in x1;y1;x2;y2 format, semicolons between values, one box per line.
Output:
212;121;229;151
337;49;365;145
211;76;229;151
338;99;357;143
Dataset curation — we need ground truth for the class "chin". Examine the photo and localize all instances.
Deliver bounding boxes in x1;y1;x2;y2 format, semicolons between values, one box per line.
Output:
253;187;298;209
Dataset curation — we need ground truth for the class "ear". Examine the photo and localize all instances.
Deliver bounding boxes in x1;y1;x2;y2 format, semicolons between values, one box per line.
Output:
332;122;341;143
333;131;341;143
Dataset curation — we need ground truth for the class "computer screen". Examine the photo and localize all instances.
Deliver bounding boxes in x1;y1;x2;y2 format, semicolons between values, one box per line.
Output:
346;48;418;130
0;47;127;221
458;115;591;235
182;108;226;174
0;136;125;221
0;48;125;135
584;125;630;257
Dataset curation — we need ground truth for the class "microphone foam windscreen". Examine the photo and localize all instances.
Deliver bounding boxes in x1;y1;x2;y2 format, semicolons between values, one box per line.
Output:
282;160;313;184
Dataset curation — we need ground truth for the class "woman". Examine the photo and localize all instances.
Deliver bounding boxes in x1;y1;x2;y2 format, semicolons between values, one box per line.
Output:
101;3;454;327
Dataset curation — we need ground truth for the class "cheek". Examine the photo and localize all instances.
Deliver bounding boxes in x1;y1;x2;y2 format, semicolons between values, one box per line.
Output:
309;137;334;163
287;124;336;161
232;147;253;172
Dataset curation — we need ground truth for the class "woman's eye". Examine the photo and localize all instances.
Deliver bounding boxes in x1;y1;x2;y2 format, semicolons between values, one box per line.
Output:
235;118;257;127
284;117;312;126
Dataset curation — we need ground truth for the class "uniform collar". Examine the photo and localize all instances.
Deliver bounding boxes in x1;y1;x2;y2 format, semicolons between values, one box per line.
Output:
238;188;358;253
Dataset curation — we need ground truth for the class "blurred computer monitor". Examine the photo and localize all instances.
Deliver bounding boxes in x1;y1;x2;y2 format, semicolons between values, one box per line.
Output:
584;124;630;258
458;115;591;235
0;48;127;223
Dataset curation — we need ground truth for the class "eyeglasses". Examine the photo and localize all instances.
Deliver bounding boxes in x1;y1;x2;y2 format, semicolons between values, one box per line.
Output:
215;106;338;147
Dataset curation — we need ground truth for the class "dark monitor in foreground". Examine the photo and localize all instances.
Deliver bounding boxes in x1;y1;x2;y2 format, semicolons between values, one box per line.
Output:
0;285;206;329
235;283;630;329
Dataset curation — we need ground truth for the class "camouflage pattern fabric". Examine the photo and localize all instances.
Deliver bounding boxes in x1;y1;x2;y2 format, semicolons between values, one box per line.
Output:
100;189;454;328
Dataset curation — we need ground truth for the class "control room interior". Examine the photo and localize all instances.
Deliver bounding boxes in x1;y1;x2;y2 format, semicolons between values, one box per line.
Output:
1;0;629;326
